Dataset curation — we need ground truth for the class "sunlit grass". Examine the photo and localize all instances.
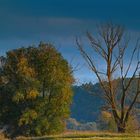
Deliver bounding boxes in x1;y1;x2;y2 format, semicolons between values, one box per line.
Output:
15;131;140;140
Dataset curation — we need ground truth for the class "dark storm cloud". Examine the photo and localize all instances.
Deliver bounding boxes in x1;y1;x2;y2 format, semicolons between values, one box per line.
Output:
0;0;140;39
0;0;140;82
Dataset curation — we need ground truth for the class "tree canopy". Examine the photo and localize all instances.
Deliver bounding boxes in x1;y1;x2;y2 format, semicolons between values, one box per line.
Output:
0;42;74;136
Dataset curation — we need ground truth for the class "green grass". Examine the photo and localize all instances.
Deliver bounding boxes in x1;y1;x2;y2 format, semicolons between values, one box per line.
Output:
16;131;140;140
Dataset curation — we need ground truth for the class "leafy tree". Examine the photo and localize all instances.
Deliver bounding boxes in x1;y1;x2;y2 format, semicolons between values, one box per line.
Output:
0;42;74;136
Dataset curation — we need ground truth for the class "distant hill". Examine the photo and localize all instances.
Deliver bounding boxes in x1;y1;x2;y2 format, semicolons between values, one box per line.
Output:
71;78;139;123
71;82;104;122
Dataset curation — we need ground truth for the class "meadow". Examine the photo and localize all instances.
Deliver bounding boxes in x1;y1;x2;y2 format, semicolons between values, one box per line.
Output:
15;131;140;140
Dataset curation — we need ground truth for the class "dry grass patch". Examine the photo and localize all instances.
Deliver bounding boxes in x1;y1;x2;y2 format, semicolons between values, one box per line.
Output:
0;132;9;140
14;131;140;140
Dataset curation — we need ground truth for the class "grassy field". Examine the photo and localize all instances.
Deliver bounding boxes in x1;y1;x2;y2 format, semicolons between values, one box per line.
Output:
15;131;140;140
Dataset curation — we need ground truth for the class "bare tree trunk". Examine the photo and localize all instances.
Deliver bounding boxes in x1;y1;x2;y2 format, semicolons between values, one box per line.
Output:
117;125;125;133
76;23;140;133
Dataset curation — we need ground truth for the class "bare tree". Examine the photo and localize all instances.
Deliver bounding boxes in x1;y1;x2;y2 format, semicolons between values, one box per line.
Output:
76;23;140;133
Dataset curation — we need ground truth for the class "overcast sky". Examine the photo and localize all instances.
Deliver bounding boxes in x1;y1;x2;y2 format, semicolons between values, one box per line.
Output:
0;0;140;84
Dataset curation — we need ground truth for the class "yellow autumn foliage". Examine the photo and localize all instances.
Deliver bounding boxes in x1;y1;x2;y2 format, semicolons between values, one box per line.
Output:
17;57;35;77
26;89;39;99
101;111;112;120
18;109;38;126
12;92;24;103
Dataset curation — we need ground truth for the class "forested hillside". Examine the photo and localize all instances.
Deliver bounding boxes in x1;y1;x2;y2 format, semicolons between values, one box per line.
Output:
71;79;140;123
71;83;104;122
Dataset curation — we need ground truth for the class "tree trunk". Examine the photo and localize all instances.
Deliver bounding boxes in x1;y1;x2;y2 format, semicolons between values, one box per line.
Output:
117;123;126;133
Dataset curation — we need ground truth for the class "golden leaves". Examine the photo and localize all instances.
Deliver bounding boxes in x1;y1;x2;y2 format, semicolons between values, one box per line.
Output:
17;57;35;77
101;111;112;120
18;109;38;126
12;89;39;103
12;92;24;103
26;89;39;100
